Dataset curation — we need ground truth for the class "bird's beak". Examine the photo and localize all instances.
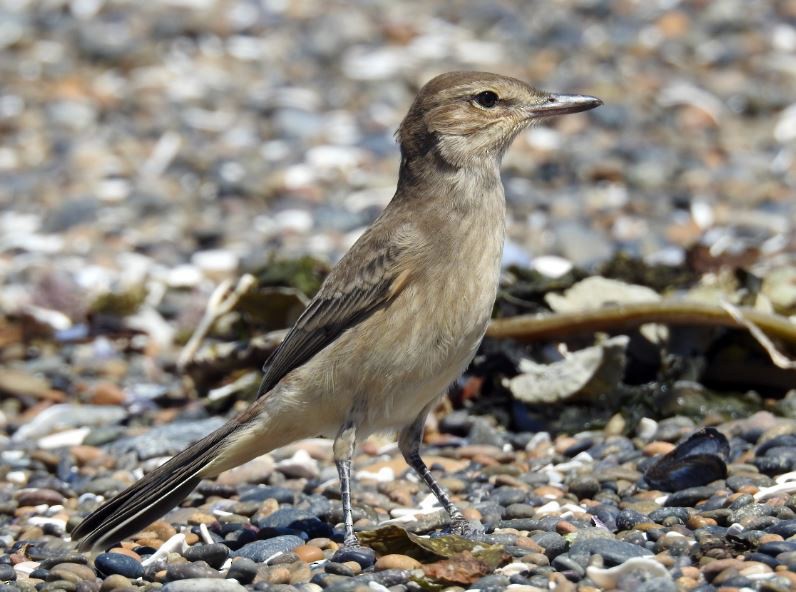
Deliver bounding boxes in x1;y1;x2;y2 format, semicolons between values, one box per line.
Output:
527;93;603;118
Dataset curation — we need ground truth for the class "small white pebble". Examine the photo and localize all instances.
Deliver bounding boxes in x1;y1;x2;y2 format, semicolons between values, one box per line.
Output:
727;523;745;536
14;561;39;576
525;127;562;151
142;533;187;567
275;449;319;479
355;467;394;482
167;264;203;288
536;501;560;514
587;557;670;588
525;432;551;452
28;517;66;530
418;493;440;511
637;417;658;440
755;481;796;501
6;470;28;486
775;471;796;483
306;145;365;171
374;441;398;456
691;199;714;229
282;165;316;189
191;249;239;276
554;458;587;472
389;506;443;520
78;492;103;504
531;255;573;278
496;562;532;577
199;522;214;545
38;427;90;449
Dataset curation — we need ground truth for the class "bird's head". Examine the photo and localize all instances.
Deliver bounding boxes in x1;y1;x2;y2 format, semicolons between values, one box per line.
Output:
398;71;602;169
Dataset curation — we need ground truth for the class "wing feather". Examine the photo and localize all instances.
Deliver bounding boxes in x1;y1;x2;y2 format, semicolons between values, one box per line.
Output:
256;238;410;397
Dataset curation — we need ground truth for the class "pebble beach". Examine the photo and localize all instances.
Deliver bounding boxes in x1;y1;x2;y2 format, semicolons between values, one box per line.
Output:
1;1;796;591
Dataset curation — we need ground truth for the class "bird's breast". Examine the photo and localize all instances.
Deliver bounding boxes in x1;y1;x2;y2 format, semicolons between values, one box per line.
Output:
293;185;506;435
354;195;505;429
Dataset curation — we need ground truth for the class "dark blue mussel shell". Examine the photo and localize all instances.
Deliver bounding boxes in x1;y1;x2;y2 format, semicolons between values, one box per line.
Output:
644;427;729;491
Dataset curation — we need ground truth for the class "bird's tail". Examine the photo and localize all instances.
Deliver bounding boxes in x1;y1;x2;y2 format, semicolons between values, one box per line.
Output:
72;419;244;551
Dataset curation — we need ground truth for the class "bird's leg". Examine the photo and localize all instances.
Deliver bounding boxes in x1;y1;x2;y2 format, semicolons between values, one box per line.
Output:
333;420;360;548
398;404;484;538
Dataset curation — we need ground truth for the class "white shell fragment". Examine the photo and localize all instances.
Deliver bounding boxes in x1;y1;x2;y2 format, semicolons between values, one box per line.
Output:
587;556;672;588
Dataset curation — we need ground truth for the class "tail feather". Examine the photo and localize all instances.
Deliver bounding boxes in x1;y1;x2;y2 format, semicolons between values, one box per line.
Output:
72;420;241;551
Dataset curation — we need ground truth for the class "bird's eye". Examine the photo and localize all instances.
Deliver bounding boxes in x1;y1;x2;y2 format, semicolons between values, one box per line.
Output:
474;91;499;108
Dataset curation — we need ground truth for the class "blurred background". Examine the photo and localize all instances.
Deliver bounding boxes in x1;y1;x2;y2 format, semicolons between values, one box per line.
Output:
0;0;794;342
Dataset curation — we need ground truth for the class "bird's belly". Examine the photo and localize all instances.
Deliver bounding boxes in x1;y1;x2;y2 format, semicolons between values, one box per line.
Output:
301;269;496;436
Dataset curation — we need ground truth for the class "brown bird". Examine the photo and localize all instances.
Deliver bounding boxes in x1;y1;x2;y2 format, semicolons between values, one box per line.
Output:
73;71;601;553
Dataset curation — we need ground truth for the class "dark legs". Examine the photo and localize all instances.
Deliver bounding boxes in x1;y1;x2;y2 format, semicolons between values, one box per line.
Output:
333;400;482;547
333;421;359;547
398;402;483;537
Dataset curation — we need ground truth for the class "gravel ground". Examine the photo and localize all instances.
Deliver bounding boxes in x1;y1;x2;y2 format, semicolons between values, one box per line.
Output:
1;1;796;591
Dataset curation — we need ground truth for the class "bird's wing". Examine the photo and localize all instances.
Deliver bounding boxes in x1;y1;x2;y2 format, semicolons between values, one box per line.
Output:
256;228;414;398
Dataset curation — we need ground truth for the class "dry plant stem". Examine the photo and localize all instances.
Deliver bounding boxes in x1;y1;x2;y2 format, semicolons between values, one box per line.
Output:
177;274;257;370
720;301;796;369
487;300;796;346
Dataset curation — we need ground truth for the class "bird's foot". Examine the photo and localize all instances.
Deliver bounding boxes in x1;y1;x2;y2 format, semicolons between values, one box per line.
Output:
439;515;486;539
331;537;376;568
342;534;360;548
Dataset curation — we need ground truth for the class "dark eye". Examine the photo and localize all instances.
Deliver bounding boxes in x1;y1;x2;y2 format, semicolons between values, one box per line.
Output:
474;91;499;108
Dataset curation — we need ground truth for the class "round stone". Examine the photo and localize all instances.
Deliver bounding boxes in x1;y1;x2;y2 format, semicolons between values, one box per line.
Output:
226;557;257;585
293;545;325;563
99;575;131;592
232;536;305;563
94;552;144;579
375;554;422;571
161;579;248;592
48;562;96;583
331;546;375;568
182;543;230;570
0;564;16;581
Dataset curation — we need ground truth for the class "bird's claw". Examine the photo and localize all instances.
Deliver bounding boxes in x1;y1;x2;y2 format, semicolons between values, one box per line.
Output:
437;515;486;539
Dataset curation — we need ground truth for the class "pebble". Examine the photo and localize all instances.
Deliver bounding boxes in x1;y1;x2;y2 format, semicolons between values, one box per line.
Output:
0;564;15;581
331;546;376;569
664;486;718;507
374;554;422;571
293;545;325;563
232;536;305;563
768;520;796;537
531;532;567;559
569;538;654;566
47;563;96;584
99;575;130;591
165;561;221;581
15;488;65;506
161;579;247;592
181;543;229;569
93;553;144;579
226;557;258;585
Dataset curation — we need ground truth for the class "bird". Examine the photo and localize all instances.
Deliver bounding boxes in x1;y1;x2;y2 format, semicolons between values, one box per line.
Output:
72;71;601;553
